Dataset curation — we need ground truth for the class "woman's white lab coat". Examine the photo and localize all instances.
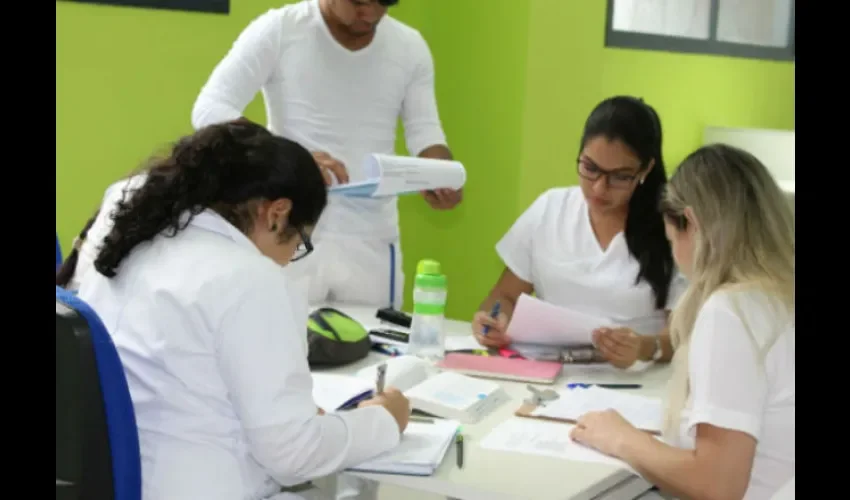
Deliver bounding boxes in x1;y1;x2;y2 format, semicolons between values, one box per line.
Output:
78;209;400;500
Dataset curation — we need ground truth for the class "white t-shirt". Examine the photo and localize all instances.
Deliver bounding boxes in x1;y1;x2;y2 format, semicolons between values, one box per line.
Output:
77;210;400;500
191;0;447;241
677;289;795;500
496;187;687;335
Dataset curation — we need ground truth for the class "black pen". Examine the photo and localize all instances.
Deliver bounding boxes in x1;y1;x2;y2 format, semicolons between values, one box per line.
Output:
455;431;464;469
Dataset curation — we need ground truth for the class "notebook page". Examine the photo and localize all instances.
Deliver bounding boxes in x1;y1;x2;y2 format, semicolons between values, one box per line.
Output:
351;419;459;468
480;418;635;471
506;294;615;346
406;371;499;411
531;386;663;433
311;373;374;413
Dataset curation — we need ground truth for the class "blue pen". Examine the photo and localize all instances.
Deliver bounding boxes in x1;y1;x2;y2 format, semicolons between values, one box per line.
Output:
482;301;501;336
567;383;642;389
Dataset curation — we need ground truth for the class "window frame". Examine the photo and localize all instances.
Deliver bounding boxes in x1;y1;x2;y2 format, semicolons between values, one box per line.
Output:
604;0;794;61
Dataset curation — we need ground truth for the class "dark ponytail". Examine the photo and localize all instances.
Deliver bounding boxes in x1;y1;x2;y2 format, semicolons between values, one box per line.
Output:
580;96;674;310
94;122;327;278
56;210;99;288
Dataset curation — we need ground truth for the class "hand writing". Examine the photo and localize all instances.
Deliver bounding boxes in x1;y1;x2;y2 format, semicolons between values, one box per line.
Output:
472;310;511;348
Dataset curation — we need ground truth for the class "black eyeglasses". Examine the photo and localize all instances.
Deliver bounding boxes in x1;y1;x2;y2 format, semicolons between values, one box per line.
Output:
577;157;643;190
291;227;314;262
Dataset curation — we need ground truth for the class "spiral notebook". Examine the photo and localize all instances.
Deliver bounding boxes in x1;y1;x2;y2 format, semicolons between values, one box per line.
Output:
347;419;460;476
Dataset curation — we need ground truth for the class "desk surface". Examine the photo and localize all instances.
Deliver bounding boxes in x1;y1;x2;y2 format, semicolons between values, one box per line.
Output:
318;305;672;500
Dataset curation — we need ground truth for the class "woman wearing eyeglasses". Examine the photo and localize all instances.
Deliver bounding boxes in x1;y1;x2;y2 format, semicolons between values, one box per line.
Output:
471;96;686;369
78;122;411;500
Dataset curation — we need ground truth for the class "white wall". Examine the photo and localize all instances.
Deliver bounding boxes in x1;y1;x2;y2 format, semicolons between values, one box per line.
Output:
703;126;795;205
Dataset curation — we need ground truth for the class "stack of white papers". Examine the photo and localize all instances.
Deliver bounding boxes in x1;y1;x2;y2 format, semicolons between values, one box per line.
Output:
506;294;614;346
347;419;460;476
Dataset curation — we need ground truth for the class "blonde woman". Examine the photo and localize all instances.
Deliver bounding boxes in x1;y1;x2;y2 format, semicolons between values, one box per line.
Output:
569;144;795;500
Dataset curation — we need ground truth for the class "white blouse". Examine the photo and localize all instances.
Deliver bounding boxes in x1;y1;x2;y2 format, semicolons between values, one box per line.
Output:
677;289;795;500
496;187;687;335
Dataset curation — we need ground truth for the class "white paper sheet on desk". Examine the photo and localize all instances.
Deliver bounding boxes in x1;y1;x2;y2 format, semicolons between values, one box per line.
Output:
328;154;466;198
506;294;614;346
480;418;636;472
531;386;663;434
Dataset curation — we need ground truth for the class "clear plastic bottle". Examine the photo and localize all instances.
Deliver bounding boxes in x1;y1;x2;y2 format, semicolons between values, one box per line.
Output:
407;259;448;361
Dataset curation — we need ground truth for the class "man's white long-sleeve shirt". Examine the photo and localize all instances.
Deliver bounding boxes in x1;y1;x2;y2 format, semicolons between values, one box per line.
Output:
192;0;447;241
78;210;400;500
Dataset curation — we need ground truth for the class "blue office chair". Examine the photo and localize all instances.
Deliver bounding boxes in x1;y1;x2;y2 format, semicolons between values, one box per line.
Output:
55;286;141;500
56;233;63;270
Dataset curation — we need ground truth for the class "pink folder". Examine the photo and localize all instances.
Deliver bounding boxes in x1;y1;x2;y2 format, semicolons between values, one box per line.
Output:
436;353;563;384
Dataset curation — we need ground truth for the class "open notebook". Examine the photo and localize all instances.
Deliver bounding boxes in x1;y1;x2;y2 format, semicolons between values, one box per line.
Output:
347;419;460;476
328;154;466;198
311;373;374;412
356;356;509;424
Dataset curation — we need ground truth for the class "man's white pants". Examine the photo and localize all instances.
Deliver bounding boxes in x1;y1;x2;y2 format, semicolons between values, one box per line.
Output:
287;235;405;310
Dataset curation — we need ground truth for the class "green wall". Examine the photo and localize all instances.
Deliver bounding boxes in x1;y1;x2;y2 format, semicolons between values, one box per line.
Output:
517;0;796;207
56;0;793;320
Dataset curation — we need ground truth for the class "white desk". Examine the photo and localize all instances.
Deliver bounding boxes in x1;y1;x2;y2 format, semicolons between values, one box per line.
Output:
316;305;672;500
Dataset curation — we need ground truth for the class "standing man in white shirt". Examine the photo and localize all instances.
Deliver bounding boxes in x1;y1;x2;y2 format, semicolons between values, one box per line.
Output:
192;0;461;310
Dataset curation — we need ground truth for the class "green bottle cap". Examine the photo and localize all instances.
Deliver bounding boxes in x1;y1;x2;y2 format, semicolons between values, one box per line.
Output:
414;259;446;289
416;259;442;276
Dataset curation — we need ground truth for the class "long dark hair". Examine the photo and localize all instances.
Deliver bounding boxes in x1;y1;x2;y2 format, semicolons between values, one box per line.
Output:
94;122;327;278
580;96;674;309
56;211;100;288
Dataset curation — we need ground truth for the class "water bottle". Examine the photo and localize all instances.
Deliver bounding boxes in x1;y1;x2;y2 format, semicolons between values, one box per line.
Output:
408;259;448;360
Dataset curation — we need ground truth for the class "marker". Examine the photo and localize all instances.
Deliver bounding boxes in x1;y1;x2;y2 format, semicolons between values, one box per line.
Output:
455;428;464;469
567;383;642;389
482;301;501;336
409;416;435;424
376;363;387;394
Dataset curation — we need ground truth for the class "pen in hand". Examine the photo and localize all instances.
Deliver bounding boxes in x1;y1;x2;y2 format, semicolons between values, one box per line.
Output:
376;362;387;394
482;301;501;336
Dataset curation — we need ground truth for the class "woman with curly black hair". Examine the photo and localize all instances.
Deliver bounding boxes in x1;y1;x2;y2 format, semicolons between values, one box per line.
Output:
79;121;410;500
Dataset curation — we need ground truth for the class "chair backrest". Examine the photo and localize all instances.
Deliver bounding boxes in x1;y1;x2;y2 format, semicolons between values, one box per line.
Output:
55;286;141;500
56;233;63;270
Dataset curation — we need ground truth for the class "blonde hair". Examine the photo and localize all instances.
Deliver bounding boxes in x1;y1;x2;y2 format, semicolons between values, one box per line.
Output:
659;144;795;439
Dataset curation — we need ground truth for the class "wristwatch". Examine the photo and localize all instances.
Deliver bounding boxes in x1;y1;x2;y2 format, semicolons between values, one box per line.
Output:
651;336;664;361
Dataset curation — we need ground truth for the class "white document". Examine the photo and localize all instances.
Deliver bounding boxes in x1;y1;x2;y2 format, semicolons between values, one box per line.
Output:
444;335;484;352
328;153;466;198
480;418;635;472
311;373;374;413
506;293;614;346
347;419;460;476
356;355;433;393
531;386;663;434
